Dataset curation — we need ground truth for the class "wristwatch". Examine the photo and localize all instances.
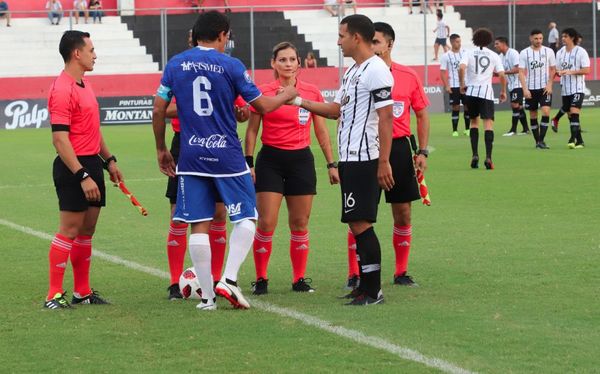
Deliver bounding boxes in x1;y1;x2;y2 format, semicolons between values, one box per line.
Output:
417;149;429;158
326;162;338;169
103;155;117;170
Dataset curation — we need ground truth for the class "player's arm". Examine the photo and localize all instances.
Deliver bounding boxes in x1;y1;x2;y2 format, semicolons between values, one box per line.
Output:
505;65;520;75
313;114;339;185
414;108;430;172
152;94;176;177
244;111;261;183
458;63;467;94
298;99;341;120
376;105;394;191
440;68;450;93
518;68;531;98
248;86;297;114
545;65;556;95
99;134;123;183
165;101;177;119
498;71;507;103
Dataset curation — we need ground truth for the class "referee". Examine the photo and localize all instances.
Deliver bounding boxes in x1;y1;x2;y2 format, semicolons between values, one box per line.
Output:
290;15;395;306
45;31;124;309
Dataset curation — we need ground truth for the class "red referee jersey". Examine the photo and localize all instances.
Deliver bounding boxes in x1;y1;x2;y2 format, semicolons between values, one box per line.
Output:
48;71;101;156
171;96;247;133
251;79;324;150
390;63;429;139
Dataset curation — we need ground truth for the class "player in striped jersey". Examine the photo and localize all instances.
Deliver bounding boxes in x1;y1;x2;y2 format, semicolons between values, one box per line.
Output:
459;28;506;170
554;28;589;148
518;29;556;149
494;36;529;136
432;11;450;61
440;34;470;136
290;15;395;305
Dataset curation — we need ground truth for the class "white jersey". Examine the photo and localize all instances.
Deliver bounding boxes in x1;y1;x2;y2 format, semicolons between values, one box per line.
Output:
500;48;521;91
519;46;556;90
440;49;467;88
435;20;448;39
556;45;590;96
334;55;394;162
460;47;504;100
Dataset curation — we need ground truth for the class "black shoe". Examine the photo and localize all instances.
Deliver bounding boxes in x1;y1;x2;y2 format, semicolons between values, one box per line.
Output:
345;291;384;306
167;283;183;300
537;142;550;150
71;289;110;305
251;277;268;295
292;277;315;293
337;287;363;299
43;292;72;309
393;272;418;286
344;275;360;290
484;158;494;170
470;155;479;169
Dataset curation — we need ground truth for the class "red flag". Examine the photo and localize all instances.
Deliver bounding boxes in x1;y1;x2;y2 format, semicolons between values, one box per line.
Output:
115;181;148;216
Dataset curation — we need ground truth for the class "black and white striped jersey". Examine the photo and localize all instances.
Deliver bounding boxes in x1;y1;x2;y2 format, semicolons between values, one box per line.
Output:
440;49;466;88
500;48;521;91
460;47;504;100
519;46;556;89
334;55;394;162
556;45;590;96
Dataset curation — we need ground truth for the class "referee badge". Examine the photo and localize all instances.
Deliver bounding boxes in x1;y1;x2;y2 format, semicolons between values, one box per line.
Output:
393;101;405;118
298;108;310;125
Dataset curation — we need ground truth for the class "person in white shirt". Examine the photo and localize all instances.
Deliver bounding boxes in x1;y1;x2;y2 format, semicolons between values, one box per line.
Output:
432;10;449;61
459;28;506;170
494;36;529;136
440;33;469;136
547;22;560;53
553;28;589;148
73;0;88;24
518;29;556;149
46;0;63;25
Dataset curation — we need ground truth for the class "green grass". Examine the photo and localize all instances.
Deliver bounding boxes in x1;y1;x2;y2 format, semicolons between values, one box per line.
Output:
1;109;599;373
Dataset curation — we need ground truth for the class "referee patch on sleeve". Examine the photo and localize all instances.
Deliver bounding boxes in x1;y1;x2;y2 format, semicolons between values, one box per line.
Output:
51;125;70;132
372;87;392;103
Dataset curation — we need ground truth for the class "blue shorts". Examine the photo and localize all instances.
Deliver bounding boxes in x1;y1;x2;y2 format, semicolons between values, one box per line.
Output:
173;173;257;223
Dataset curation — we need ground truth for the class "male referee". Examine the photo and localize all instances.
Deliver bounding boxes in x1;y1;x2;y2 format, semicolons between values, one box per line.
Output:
45;31;124;309
289;14;395;305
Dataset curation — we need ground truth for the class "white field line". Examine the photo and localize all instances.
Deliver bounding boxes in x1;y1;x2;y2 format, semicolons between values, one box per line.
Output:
0;218;475;374
0;178;165;190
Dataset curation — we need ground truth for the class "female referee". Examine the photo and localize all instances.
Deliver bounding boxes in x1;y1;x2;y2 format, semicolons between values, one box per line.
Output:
244;42;339;295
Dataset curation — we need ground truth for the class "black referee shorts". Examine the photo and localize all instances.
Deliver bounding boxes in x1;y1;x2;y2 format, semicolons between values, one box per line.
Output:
338;159;381;224
53;155;105;212
165;133;180;205
385;138;420;204
466;96;495;120
255;145;316;196
525;89;552;111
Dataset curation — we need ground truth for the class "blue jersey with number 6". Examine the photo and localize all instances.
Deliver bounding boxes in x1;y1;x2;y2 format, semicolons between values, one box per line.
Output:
159;46;261;177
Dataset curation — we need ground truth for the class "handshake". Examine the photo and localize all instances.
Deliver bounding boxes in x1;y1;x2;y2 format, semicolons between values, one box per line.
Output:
277;86;303;106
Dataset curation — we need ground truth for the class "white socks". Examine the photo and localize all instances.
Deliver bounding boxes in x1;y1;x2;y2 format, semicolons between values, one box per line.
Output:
189;233;215;301
221;219;256;283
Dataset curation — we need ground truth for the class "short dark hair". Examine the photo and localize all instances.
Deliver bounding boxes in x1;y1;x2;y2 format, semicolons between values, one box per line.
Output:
472;28;493;48
495;36;509;45
341;14;374;44
562;27;581;45
449;34;461;41
59;30;90;62
530;29;543;36
373;22;395;41
192;11;230;43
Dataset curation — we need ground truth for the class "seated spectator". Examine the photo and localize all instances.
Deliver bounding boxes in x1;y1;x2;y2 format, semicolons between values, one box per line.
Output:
88;0;103;23
73;0;88;24
0;0;11;27
305;51;317;68
46;0;63;25
324;0;338;17
340;0;357;16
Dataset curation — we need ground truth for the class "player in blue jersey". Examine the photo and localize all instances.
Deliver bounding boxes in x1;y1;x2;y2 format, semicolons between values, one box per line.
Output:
152;11;297;311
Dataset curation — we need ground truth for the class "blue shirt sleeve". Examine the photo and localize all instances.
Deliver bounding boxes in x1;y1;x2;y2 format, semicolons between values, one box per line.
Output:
229;58;261;103
156;62;174;102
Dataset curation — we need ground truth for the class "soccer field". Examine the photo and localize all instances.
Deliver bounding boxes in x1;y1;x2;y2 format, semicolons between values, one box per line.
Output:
1;109;598;373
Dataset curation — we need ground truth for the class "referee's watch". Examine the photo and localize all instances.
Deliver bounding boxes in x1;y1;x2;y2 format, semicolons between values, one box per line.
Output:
326;162;338;169
103;155;117;170
417;149;429;158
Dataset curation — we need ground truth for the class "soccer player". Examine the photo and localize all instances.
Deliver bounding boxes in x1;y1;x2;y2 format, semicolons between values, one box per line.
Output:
440;33;469;137
432;10;449;61
494;36;529;136
555;28;589;148
245;42;339;295
45;30;123;309
152;11;297;311
518;29;556;149
289;14;395;305
459;28;506;170
345;21;430;287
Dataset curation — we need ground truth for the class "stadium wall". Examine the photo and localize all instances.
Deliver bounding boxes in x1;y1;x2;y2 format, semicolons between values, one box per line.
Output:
6;0;118;17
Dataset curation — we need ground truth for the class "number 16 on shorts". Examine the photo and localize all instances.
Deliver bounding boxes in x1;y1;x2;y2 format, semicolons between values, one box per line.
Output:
344;192;356;213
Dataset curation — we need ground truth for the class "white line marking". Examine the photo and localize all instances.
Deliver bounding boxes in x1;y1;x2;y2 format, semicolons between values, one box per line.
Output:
0;178;165;190
0;218;475;374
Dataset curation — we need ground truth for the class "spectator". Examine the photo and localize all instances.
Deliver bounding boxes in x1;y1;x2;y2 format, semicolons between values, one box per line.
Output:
305;51;318;68
324;0;338;17
0;0;11;27
46;0;63;25
88;0;102;23
340;0;357;16
547;22;559;53
224;28;235;56
432;10;449;61
193;0;230;13
73;0;88;24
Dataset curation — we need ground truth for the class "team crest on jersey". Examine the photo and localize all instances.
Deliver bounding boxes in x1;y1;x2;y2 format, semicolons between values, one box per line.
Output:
243;71;253;83
298;108;310;125
393;101;405;118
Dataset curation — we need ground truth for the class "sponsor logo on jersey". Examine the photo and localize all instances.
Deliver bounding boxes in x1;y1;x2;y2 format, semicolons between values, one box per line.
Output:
530;60;545;69
298;108;310;125
393;101;405;118
180;61;224;74
188;134;227;148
